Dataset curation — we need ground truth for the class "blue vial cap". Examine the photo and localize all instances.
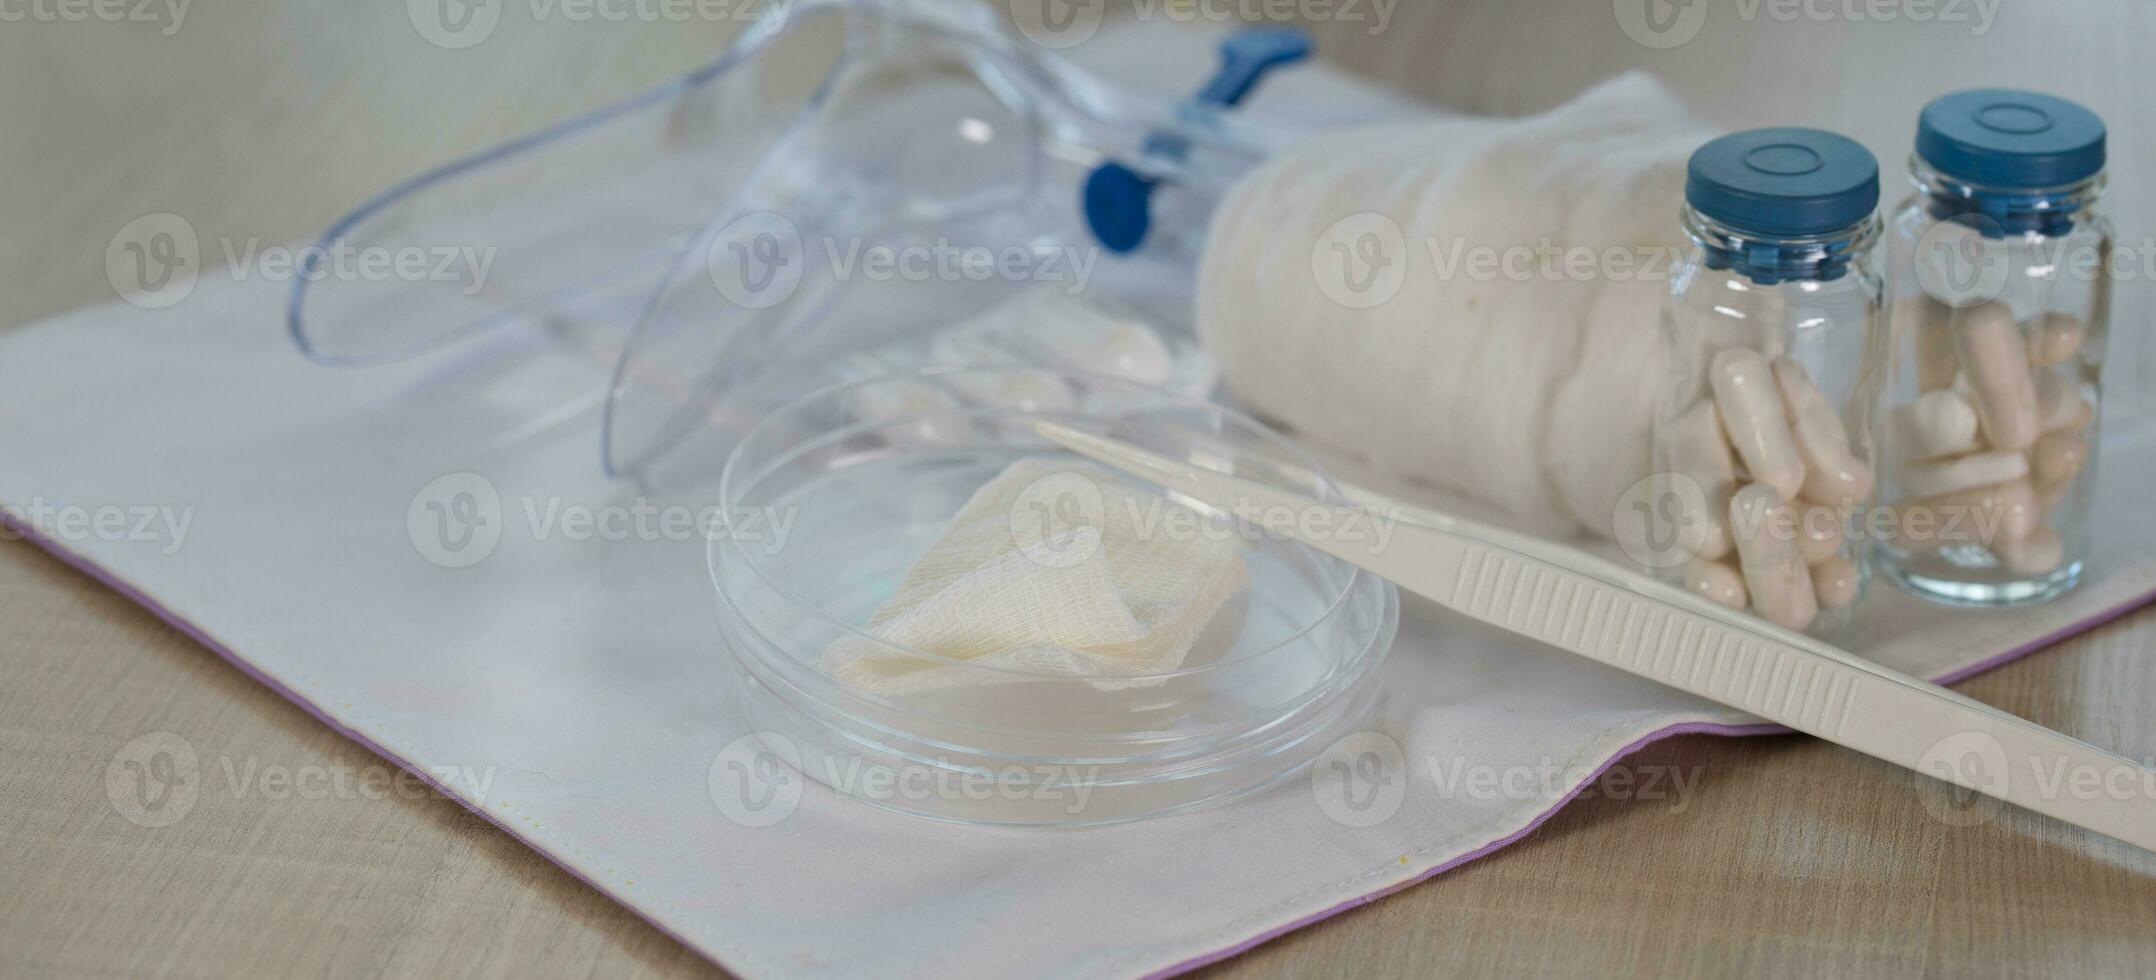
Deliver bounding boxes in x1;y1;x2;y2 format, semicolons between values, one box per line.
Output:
1916;89;2105;190
1686;128;1879;237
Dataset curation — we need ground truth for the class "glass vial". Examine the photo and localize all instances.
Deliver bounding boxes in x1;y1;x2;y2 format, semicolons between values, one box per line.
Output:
1879;90;2109;605
1651;128;1886;637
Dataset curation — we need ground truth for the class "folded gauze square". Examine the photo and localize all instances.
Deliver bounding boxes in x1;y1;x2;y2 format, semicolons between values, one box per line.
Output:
821;457;1249;695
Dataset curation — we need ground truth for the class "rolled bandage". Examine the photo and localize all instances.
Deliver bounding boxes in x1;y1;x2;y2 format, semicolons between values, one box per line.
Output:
1711;348;1806;501
1953;301;2042;451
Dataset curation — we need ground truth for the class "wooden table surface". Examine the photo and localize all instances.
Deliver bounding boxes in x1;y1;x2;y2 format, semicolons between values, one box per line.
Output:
4;4;2153;977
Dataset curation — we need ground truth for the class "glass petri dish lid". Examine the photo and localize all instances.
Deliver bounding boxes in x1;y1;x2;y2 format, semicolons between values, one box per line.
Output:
709;366;1397;826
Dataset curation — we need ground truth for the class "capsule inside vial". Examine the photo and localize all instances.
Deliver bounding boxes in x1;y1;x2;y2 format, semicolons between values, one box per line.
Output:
1888;389;1980;461
1917;478;2041;547
1810;556;1859;609
1796;503;1842;564
2029;312;2086;368
1664;399;1737;560
1897;296;1960;392
1897;449;2029;499
1772;357;1872;505
1684;558;1748;611
1952;301;2042;451
1711;348;1807;501
2030;431;2088;490
1729;483;1818;632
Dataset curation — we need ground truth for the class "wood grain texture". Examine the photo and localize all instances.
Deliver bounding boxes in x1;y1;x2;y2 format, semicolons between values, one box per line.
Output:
3;4;2153;978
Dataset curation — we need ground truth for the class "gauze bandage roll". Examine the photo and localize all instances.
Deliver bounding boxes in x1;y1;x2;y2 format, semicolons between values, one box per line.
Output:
822;458;1248;696
1198;73;1713;540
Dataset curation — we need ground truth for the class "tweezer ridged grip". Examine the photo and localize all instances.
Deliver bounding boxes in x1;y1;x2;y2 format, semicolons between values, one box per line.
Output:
1450;545;1860;737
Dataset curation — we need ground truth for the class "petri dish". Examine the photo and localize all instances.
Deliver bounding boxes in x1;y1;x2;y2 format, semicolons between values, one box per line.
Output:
709;366;1397;826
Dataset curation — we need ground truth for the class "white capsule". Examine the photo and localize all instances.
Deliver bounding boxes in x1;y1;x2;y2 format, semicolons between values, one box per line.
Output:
1771;357;1873;505
2029;431;2088;491
1080;322;1173;385
2029;312;2086;368
1916;478;2041;547
1711;348;1807;501
1952;302;2041;451
845;379;966;448
1729;483;1818;632
1895;295;1960;392
1897;449;2029;499
953;369;1076;414
1997;525;2065;575
1663;399;1736;560
1810;556;1859;609
1889;389;1981;461
1796;503;1842;564
2035;368;2094;435
1684;558;1749;611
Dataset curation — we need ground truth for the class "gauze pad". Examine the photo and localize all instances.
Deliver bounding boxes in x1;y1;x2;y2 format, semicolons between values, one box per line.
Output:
822;457;1248;695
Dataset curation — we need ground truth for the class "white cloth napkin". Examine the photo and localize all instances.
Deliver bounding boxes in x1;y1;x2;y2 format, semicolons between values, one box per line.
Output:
5;23;2154;979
